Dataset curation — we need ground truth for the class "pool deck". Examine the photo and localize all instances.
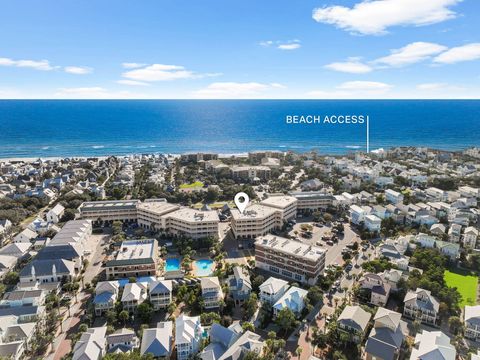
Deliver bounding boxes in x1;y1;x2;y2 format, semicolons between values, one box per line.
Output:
191;259;216;277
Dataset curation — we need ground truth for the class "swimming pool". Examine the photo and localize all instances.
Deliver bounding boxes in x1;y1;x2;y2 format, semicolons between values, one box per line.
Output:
193;259;215;276
165;258;181;272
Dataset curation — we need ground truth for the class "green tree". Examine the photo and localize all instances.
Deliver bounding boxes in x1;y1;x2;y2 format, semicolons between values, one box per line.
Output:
137;302;154;323
242;293;259;320
275;308;297;335
242;322;255;332
3;271;19;286
448;316;463;335
119;310;129;326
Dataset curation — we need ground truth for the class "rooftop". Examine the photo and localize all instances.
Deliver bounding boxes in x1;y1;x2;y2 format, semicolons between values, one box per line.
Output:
231;204;277;220
166;207;219;223
260;195;297;209
255;234;325;261
115;239;156;261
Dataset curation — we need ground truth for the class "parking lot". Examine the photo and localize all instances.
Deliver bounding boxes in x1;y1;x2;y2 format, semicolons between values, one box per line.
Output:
288;221;360;266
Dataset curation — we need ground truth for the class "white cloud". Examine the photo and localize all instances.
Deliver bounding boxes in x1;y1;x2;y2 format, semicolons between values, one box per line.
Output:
337;80;392;91
260;40;301;50
324;61;373;73
374;42;447;66
194;82;285;99
116;79;150;86
308;80;392;98
312;0;461;35
122;62;146;69
259;40;274;47
0;57;55;71
278;43;301;50
433;43;480;64
417;82;447;90
64;66;93;74
122;63;219;82
55;87;143;99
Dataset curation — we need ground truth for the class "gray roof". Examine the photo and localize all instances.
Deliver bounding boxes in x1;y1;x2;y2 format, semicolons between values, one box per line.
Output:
0;305;43;318
35;244;82;261
149;280;173;294
465;305;480;327
338;305;372;332
20;258;75;277
141;322;173;357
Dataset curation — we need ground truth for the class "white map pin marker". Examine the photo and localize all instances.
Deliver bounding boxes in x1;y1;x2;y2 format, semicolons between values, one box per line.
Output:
234;192;249;214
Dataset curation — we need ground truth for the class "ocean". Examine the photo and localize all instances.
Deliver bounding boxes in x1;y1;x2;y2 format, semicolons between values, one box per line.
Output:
0;100;478;158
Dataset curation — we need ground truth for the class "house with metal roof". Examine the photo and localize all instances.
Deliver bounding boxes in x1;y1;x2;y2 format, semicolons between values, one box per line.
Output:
364;308;408;360
410;330;455;360
148;280;173;310
228;266;252;305
72;326;107;360
176;315;203;360
93;281;119;316
140;321;173;358
403;288;439;326
337;305;372;343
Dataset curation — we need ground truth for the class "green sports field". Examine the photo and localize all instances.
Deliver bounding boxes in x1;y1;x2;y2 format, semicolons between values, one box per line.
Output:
444;270;478;307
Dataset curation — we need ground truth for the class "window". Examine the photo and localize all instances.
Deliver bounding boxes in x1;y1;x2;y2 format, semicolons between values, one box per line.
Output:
270;266;279;273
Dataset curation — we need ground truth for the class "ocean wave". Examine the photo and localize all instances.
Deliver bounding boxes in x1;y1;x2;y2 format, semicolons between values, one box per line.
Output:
345;145;361;149
41;146;50;150
92;145;105;149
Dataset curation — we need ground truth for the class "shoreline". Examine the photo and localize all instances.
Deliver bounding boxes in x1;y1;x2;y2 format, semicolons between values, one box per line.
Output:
0;145;476;163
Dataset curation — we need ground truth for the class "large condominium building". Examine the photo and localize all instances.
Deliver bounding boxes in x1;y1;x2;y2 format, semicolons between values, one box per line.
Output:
79;200;140;223
255;234;326;285
260;195;298;221
105;239;159;279
230;166;271;180
137;200;181;230
230;204;280;240
165;208;219;239
79;199;219;240
289;191;335;213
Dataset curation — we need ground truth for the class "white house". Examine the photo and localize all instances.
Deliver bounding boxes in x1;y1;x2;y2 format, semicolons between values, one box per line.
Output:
13;229;37;244
337;305;372;343
403;288;439;326
385;189;404;204
463;227;479;248
410;330;455;360
106;328;138;353
141;321;173;358
259;277;289;305
272;286;307;317
359;273;391;306
465;305;480;341
350;205;366;225
149;280;173;310
176;315;203;360
46;204;65;224
365;214;382;233
72;326;107;360
93;281;119;316
121;283;147;313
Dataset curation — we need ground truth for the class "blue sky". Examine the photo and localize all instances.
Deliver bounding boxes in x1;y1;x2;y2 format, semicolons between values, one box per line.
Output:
0;0;479;99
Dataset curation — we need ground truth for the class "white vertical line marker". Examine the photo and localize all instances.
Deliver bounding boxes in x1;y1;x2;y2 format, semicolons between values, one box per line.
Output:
366;115;370;153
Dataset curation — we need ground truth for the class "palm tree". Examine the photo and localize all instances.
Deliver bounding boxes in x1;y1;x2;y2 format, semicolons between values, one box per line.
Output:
119;310;129;326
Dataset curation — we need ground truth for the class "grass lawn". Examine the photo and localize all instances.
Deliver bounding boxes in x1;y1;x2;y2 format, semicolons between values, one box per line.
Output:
179;181;204;189
444;269;478;307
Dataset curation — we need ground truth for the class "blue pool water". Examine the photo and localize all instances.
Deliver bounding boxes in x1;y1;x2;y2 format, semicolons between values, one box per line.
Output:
117;276;156;288
194;259;214;277
165;258;181;272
